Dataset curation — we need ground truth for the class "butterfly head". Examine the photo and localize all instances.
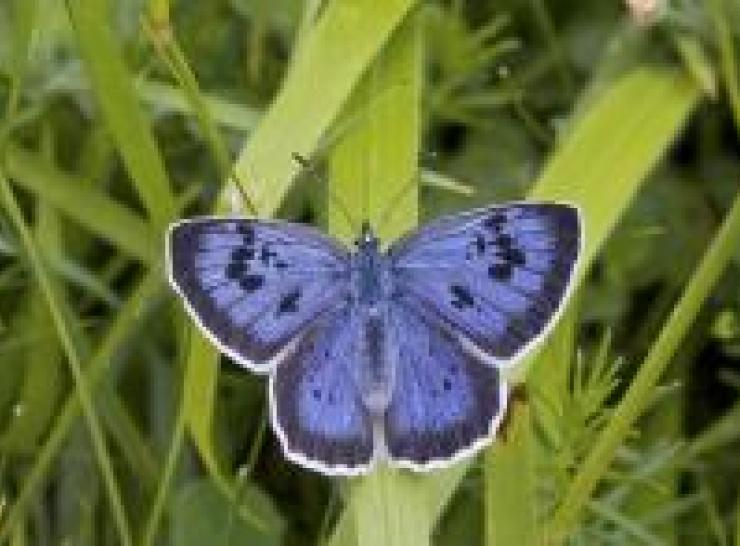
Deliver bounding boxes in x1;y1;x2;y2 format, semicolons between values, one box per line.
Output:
355;221;379;252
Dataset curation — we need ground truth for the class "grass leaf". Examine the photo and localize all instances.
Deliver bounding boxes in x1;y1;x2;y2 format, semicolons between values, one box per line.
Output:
232;0;420;216
65;0;176;231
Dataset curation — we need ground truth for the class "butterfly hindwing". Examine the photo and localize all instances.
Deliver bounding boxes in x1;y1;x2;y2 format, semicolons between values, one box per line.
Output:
389;202;582;366
167;217;350;371
270;306;375;475
384;299;507;468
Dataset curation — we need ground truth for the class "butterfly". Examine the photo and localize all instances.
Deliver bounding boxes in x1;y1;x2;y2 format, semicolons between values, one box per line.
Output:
166;202;583;476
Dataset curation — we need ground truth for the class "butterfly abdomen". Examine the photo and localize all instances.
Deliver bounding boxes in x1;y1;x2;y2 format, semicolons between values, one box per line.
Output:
347;229;397;415
356;311;394;414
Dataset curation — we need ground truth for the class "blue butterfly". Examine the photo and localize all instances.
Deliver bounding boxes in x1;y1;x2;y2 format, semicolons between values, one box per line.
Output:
166;202;582;476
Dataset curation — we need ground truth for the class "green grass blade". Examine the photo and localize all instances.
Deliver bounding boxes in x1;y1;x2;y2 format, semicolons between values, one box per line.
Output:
182;319;268;532
142;322;189;546
5;144;156;263
331;63;701;546
180;0;420;530
484;397;538;546
545;179;740;546
530;67;700;268
135;79;261;133
142;13;247;211
0;292;63;456
183;331;224;486
3;0;36;122
735;493;740;546
64;0;176;231
710;0;740;127
232;0;420;215
0;169;133;546
0;271;161;544
325;11;423;546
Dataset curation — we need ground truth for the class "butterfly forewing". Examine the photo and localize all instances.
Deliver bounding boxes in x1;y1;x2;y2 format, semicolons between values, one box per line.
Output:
389;202;582;366
167;218;350;371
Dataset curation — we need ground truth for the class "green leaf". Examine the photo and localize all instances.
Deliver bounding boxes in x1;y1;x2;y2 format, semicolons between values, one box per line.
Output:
0;271;162;544
183;330;223;482
232;0;420;216
326;10;424;546
0;169;132;546
5;144;156;263
64;0;176;231
332;63;701;546
484;397;538;546
171;479;283;546
0;291;62;455
182;0;422;533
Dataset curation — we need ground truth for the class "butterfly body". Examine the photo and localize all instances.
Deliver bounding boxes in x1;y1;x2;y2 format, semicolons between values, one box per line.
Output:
349;222;396;414
167;202;583;475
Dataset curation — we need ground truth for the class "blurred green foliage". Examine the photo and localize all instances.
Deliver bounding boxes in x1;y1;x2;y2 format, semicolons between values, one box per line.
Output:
0;0;739;545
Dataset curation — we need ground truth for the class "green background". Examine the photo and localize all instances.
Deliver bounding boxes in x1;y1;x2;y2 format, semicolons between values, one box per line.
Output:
0;0;739;544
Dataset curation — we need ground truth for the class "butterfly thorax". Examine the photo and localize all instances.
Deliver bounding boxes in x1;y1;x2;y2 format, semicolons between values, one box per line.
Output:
349;222;395;414
351;222;389;306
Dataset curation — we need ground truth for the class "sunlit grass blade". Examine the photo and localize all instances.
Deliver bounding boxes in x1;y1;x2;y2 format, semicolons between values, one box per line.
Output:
484;396;538;546
330;63;701;546
64;0;176;231
322;11;423;546
179;0;421;530
5;144;156;263
231;0;420;215
530;67;700;267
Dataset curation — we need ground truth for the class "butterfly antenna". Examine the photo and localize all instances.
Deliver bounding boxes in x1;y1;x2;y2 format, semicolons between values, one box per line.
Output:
291;153;358;233
227;165;259;216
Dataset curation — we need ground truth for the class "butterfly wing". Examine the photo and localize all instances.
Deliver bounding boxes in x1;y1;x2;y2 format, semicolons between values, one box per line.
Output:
167;217;350;372
270;306;375;475
389;202;582;367
383;299;507;468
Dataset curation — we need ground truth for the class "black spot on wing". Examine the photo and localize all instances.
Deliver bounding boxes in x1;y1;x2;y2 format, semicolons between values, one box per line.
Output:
475;233;486;255
483;212;506;231
277;289;301;315
449;284;475;309
236;223;256;244
496;246;526;267
231;246;255;261
260;245;278;265
239;274;264;292
488;263;512;281
494;233;514;248
225;261;249;279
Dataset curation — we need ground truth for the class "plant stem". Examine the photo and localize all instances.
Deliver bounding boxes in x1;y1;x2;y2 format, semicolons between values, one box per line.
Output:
485;396;538;545
545;189;740;544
